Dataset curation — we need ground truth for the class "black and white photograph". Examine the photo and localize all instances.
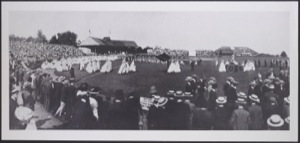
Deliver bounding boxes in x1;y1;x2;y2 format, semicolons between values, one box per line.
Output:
2;1;298;141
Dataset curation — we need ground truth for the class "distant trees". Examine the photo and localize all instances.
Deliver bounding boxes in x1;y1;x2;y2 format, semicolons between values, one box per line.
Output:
36;30;48;43
9;30;48;44
49;35;59;44
280;51;288;58
49;31;78;47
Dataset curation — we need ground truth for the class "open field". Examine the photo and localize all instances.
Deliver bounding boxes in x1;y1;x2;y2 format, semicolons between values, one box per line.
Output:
54;58;287;98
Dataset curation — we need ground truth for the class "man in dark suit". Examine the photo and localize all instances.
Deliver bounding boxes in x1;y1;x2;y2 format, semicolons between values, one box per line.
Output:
70;67;75;79
173;91;191;130
125;92;140;130
223;77;233;97
192;104;214;130
207;80;218;112
107;89;128;129
213;96;230;130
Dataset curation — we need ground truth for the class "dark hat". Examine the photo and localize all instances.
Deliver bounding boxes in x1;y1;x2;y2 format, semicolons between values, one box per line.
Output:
89;87;101;94
115;89;125;100
79;82;89;91
269;96;277;103
149;85;157;94
70;77;75;82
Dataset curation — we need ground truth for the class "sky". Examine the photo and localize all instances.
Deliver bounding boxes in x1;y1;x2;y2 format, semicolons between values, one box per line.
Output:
9;11;290;55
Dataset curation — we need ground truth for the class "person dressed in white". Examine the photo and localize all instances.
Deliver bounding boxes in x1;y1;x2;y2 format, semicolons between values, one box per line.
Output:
86;61;94;74
244;60;255;72
129;60;136;72
174;60;181;73
80;59;86;71
56;62;63;72
118;58;130;74
167;60;176;73
219;60;226;72
101;59;112;73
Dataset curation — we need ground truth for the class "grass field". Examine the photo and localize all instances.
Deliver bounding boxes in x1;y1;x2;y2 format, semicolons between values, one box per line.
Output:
54;57;286;98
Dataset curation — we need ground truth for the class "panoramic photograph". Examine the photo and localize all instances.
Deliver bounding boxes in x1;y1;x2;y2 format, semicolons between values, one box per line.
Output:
8;10;291;131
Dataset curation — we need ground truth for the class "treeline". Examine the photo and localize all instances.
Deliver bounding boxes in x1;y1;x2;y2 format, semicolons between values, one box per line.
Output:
9;30;79;47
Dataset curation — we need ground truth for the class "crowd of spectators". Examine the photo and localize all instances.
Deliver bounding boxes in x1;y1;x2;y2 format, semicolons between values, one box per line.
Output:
147;47;189;57
9;41;85;64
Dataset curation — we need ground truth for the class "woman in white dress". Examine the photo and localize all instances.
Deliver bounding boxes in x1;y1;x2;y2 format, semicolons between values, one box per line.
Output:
174;60;181;73
100;60;108;73
218;60;226;72
79;60;86;71
129;60;136;72
167;60;176;73
85;61;94;73
118;59;129;74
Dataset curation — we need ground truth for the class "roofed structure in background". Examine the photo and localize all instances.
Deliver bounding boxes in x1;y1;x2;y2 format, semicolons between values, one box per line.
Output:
79;36;138;54
80;36;138;48
234;47;258;56
215;46;234;57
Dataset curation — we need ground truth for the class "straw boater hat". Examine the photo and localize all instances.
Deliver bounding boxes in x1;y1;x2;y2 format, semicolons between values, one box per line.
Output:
216;96;227;104
237;92;247;99
185;76;194;82
191;74;198;79
284;97;290;104
149;86;157;94
231;79;239;86
285;116;290;124
235;98;247;105
58;76;65;82
209;77;216;82
62;79;69;85
167;90;175;96
227;76;234;82
174;91;184;97
268;84;275;90
267;114;284;128
250;80;256;86
14;106;33;122
184;92;193;98
249;94;260;103
208;80;216;85
264;79;272;84
157;97;168;107
278;80;285;85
